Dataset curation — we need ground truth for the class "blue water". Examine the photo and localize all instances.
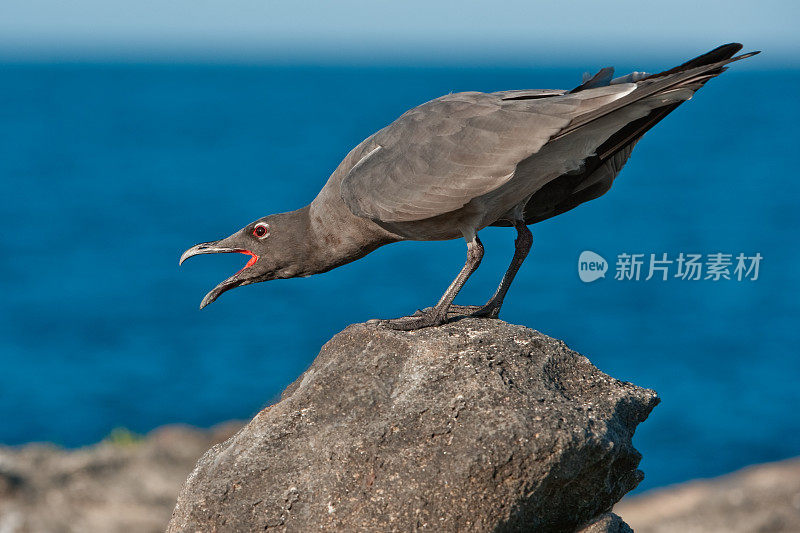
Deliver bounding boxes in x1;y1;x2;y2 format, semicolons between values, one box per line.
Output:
1;63;798;492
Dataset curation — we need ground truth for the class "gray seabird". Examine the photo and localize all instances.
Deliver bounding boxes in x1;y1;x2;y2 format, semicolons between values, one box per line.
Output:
181;43;758;330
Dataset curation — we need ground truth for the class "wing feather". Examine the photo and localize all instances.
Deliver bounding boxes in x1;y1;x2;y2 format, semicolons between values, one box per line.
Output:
339;44;758;226
340;89;632;223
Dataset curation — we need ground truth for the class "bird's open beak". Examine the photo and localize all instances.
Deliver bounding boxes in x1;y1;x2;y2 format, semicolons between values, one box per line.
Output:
180;242;259;309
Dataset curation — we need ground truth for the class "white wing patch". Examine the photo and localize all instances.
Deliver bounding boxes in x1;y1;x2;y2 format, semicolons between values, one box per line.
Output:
349;144;382;174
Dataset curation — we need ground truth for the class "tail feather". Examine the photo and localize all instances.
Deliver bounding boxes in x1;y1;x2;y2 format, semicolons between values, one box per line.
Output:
554;45;760;141
642;43;743;80
516;43;760;226
610;71;650;85
569;43;747;93
569;67;615;93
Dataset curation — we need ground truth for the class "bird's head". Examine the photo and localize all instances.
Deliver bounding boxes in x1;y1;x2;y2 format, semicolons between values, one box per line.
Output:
180;211;308;309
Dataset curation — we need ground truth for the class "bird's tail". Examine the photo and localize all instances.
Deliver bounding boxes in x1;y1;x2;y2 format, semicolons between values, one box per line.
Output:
522;44;759;224
557;43;760;141
640;43;749;81
571;43;754;93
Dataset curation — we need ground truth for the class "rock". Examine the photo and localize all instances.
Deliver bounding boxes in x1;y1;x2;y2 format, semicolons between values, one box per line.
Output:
577;513;634;533
168;318;658;532
0;423;241;533
615;457;800;533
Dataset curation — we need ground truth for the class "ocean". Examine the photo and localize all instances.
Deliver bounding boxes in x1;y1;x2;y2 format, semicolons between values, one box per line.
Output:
0;62;797;492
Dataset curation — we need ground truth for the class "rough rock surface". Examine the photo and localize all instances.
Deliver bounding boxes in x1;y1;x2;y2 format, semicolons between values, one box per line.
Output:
169;318;658;532
615;457;800;533
577;513;633;533
0;423;240;533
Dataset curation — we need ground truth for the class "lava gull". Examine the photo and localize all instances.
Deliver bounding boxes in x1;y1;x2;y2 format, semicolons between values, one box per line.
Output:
181;43;758;330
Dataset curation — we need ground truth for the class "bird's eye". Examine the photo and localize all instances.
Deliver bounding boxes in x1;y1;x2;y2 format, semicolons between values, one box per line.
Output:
252;223;270;239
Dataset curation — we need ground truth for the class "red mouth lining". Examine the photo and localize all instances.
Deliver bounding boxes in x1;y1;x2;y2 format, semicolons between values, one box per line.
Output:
236;250;259;272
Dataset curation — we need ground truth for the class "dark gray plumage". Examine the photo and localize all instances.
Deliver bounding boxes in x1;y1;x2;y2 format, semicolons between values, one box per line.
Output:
181;44;758;330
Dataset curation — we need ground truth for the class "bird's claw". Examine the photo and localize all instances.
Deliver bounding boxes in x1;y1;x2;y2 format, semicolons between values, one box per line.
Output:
448;304;501;319
373;308;449;331
371;303;501;331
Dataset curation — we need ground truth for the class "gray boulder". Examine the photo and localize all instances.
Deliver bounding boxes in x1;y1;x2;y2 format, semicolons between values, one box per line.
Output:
168;318;658;532
615;457;800;533
0;423;240;533
577;513;634;533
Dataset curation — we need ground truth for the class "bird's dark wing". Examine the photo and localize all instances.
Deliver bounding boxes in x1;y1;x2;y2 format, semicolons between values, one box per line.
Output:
340;44;757;225
339;89;632;223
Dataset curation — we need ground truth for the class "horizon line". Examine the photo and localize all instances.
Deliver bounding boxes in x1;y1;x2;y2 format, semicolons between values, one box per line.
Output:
0;45;790;69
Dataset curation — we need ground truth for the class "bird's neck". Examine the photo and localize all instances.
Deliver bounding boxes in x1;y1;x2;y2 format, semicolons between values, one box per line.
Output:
301;194;397;276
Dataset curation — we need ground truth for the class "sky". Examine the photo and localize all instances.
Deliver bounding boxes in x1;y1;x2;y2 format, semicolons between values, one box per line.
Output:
0;0;797;65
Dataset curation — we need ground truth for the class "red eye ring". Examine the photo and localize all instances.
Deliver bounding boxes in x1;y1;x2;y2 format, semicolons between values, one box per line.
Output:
253;223;269;238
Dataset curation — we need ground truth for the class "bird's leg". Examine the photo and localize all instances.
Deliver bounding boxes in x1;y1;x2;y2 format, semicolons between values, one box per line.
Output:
450;220;532;319
377;234;484;331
